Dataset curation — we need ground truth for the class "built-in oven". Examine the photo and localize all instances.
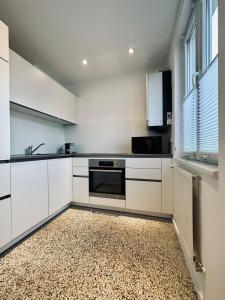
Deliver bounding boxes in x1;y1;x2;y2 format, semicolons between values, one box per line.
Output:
89;159;125;200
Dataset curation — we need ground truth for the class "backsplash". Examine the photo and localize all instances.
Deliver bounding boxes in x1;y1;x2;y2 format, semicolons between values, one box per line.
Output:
10;110;66;155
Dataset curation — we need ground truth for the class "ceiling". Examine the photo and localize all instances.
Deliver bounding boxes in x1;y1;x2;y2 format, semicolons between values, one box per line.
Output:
0;0;179;86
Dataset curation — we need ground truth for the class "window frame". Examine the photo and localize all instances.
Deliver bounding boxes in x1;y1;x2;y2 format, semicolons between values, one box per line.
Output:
182;0;218;164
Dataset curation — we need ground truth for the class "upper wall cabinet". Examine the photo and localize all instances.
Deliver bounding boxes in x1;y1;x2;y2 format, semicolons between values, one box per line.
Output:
0;21;9;62
146;71;172;128
9;50;78;124
60;88;78;124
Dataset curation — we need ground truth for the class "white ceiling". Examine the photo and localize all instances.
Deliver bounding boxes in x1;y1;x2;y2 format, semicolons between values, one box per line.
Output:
0;0;179;86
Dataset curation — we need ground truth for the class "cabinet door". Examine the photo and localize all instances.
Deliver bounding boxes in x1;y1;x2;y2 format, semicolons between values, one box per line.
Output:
48;158;72;215
0;163;10;197
0;21;9;62
126;180;161;213
61;91;76;123
0;197;11;248
0;59;10;160
73;177;89;204
10;50;61;118
11;161;49;239
146;72;163;126
162;158;174;214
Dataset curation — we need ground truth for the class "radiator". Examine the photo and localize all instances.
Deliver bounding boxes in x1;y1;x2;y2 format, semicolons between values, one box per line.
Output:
174;166;204;272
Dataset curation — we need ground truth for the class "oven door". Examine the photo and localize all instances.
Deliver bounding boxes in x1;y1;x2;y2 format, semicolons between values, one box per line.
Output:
89;168;125;200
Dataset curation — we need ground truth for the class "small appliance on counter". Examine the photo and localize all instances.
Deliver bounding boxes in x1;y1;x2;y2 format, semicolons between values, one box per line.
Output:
65;142;75;154
131;136;171;154
57;142;76;154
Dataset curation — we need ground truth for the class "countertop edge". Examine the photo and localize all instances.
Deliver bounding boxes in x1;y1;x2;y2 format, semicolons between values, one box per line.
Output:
10;153;173;163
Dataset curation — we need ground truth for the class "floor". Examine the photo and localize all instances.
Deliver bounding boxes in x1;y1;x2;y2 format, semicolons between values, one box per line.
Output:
0;208;197;300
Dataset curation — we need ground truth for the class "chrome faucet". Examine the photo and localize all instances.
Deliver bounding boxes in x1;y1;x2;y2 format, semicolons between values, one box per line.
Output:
26;143;45;155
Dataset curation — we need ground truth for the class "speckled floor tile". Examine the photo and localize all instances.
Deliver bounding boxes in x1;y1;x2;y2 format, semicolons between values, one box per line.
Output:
0;208;197;300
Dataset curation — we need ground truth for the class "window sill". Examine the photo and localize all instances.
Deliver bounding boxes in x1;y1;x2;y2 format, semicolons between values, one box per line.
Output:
174;158;218;177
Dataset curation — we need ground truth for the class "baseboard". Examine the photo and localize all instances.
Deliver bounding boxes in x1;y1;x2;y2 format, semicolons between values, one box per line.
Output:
71;202;172;219
173;218;205;300
0;204;70;255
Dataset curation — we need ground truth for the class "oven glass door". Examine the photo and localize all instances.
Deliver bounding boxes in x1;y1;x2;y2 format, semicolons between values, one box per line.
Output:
89;168;125;199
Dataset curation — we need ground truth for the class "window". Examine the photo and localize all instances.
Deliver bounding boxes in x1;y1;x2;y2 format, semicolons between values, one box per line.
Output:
182;0;218;163
185;19;196;95
206;0;218;65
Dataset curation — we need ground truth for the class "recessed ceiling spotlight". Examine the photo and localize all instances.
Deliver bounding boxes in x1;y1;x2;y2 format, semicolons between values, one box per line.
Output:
128;48;135;55
82;59;88;66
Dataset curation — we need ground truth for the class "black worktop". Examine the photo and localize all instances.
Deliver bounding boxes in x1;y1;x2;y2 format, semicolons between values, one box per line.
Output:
9;152;172;163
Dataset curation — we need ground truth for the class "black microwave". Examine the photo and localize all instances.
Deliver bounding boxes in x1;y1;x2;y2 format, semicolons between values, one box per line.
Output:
132;136;163;154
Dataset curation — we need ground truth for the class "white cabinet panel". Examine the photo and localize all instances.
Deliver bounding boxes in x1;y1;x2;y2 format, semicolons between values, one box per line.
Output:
126;158;161;169
73;177;89;204
162;158;174;214
73;166;89;176
126;180;161;213
146;72;163;126
73;158;89;167
48;158;72;215
0;197;11;248
90;197;125;208
0;163;10;197
0;21;9;62
10;50;61;118
11;161;49;239
0;59;10;160
61;91;76;124
126;168;161;180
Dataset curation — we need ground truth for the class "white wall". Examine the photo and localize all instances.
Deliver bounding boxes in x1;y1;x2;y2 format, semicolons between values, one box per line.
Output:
65;71;148;153
169;1;225;299
10;110;65;154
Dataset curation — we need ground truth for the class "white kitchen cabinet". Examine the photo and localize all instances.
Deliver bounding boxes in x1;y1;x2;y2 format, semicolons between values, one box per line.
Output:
90;197;126;208
126;167;161;180
73;177;89;204
0;59;10;160
146;72;163;126
0;163;10;197
0;163;11;248
126;158;161;169
61;91;77;124
48;158;72;215
0;21;9;62
10;50;77;123
126;180;161;213
10;50;61;118
162;158;174;214
11;161;49;239
0;197;11;248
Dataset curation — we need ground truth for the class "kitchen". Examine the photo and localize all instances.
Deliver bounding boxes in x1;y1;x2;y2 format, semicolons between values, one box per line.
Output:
0;1;225;300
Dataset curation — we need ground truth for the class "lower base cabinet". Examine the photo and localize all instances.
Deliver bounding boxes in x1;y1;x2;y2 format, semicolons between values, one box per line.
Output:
48;158;72;215
73;177;89;204
126;180;161;213
11;161;49;239
0;197;11;248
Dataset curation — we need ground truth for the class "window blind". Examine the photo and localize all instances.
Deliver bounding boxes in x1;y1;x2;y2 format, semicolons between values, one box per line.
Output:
183;89;197;153
198;56;218;154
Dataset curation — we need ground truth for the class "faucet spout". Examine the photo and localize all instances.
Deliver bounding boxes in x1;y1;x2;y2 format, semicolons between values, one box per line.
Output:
31;143;45;155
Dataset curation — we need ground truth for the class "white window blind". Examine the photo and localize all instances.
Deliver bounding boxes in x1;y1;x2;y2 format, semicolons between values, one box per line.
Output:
198;56;218;154
183;89;197;153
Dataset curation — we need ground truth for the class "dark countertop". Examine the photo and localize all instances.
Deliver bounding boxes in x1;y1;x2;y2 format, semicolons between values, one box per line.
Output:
10;153;72;163
9;152;172;163
72;153;173;158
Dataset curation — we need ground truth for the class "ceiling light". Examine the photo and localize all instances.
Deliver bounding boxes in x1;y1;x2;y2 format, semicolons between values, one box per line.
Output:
128;48;135;55
82;59;88;66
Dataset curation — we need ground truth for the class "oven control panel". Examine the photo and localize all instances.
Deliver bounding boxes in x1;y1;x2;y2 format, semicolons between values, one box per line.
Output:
89;159;125;168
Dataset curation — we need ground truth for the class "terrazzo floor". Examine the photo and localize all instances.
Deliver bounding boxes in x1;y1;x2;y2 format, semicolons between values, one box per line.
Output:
0;208;197;300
